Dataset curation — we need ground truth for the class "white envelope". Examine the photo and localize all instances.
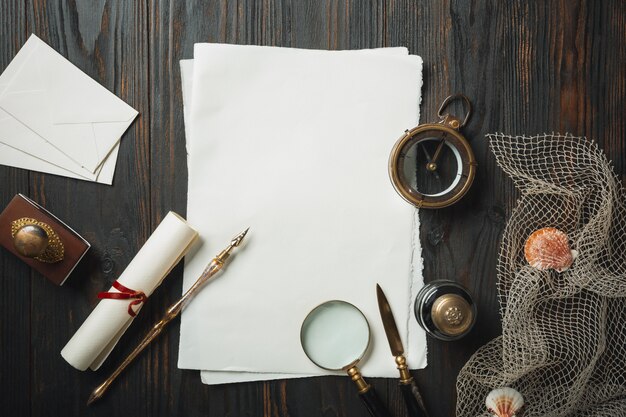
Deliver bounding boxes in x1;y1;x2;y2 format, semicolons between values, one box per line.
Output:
0;34;137;174
0;107;119;184
0;143;119;184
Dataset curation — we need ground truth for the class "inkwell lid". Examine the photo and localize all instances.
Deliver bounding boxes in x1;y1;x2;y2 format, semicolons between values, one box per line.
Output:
430;293;474;337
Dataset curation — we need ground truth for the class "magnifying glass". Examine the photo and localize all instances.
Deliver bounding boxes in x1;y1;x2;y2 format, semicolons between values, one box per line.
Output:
300;300;392;417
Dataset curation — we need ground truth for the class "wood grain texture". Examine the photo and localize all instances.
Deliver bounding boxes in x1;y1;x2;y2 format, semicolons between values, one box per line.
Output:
0;2;29;415
0;1;624;416
18;1;150;416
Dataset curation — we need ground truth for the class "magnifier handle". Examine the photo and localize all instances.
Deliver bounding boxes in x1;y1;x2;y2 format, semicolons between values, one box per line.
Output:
359;386;393;417
347;367;392;417
399;380;429;417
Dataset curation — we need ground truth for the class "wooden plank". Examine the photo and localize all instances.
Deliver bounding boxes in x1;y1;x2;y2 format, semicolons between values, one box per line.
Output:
24;0;150;415
384;2;498;416
0;2;30;415
385;1;626;417
0;1;623;416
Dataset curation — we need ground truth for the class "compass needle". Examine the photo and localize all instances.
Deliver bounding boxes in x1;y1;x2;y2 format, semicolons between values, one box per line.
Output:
420;143;433;161
430;138;446;166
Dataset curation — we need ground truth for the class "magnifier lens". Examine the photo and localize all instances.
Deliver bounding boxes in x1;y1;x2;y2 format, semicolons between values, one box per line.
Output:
301;301;370;370
400;137;461;197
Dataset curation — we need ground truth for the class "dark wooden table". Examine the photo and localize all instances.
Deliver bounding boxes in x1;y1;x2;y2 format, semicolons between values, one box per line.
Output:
1;1;624;416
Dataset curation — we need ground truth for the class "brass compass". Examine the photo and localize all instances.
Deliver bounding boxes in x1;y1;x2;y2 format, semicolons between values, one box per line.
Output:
389;94;476;209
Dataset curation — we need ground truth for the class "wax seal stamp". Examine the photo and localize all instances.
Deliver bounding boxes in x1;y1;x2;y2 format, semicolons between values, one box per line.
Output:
0;194;90;285
414;280;476;341
11;217;64;263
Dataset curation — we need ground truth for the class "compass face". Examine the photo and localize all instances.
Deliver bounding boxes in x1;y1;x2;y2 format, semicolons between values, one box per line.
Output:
398;133;463;197
389;124;476;209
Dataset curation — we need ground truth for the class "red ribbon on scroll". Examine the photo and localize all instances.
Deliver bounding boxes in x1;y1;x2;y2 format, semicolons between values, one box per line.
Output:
97;281;147;317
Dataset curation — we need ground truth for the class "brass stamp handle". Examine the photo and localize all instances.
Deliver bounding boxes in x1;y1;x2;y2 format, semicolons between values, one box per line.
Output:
11;217;64;263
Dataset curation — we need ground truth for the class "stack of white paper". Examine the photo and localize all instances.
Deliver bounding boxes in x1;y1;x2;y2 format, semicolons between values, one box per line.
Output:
0;34;138;184
180;44;427;385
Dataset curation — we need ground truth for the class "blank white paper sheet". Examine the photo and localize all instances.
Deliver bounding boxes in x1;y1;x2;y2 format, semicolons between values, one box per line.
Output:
179;44;427;382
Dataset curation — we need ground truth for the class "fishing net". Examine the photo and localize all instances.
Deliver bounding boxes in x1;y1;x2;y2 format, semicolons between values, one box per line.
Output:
456;133;626;417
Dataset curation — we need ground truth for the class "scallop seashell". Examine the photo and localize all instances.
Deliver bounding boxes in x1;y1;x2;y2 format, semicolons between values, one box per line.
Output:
485;387;524;417
524;227;578;272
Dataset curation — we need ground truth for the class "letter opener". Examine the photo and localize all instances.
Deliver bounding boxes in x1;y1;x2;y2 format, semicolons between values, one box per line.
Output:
376;283;429;417
87;228;250;405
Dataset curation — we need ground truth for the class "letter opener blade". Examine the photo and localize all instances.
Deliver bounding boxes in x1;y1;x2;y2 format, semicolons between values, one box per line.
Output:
376;283;429;417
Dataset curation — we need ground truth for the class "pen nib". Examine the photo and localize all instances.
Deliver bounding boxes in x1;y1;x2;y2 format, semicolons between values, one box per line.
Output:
231;227;250;247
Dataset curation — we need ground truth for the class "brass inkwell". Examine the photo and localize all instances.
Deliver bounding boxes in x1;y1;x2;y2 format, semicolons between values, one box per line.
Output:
414;280;476;341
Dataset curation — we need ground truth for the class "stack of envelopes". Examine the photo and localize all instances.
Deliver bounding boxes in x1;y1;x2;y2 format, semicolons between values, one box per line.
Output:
0;35;137;184
179;44;427;384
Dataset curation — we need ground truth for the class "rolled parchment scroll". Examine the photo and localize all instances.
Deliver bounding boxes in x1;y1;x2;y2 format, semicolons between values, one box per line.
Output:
61;212;198;371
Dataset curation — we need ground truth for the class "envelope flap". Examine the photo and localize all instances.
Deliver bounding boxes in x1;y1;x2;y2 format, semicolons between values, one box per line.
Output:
0;34;43;96
36;38;138;124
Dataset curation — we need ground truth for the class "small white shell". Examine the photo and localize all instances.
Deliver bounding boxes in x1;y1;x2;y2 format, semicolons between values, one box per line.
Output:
524;227;578;272
485;387;524;417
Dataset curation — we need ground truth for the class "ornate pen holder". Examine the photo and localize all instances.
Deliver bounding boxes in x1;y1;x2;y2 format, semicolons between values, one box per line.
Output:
0;194;90;285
